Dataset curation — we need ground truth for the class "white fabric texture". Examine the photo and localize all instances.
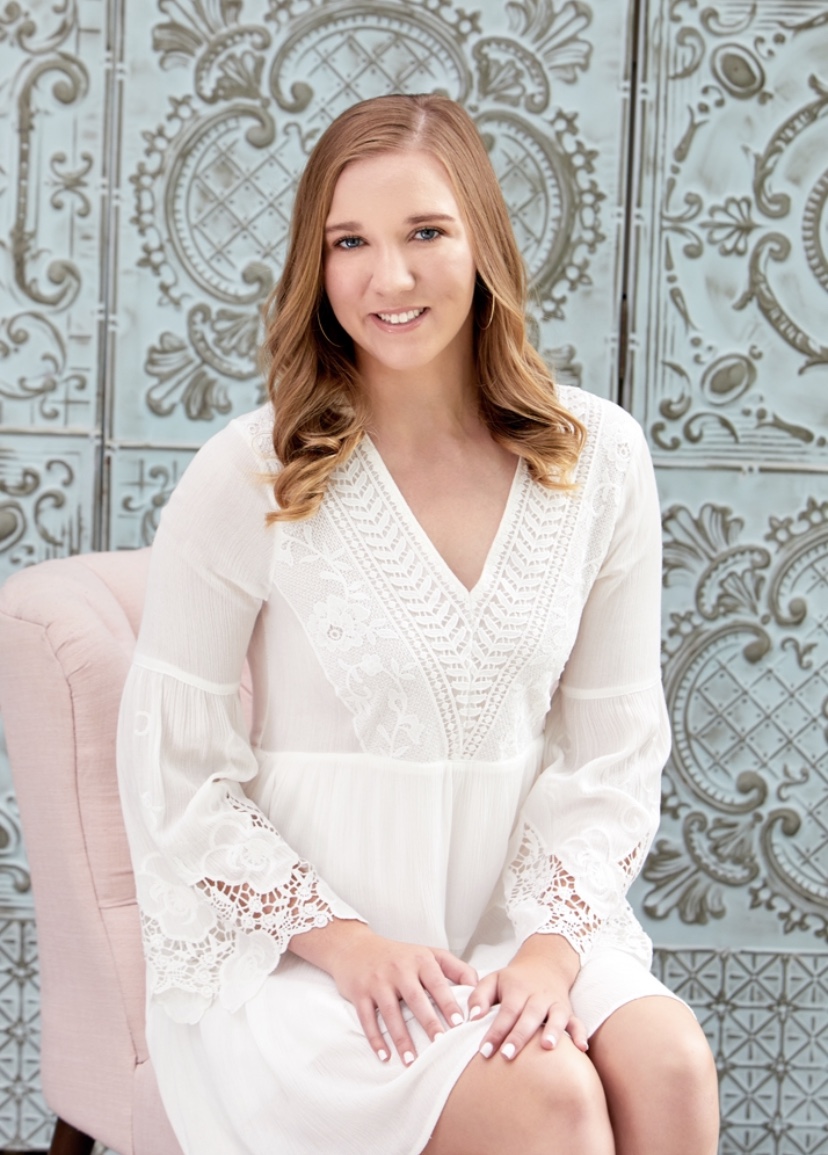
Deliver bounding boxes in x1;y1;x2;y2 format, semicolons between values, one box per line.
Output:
117;385;677;1155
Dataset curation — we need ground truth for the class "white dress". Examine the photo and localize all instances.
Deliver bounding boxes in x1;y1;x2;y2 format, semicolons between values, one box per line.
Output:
117;385;680;1155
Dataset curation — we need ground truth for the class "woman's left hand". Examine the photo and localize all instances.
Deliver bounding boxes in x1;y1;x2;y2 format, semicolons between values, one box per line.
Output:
467;933;588;1060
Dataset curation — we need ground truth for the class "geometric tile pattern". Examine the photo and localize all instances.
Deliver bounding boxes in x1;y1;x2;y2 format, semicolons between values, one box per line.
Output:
653;949;828;1155
0;919;53;1151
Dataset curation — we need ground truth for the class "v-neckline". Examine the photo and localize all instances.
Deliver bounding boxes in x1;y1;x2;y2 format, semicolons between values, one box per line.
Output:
359;435;525;600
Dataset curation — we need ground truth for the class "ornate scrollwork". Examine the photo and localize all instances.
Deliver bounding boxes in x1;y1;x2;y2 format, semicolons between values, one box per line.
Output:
0;454;83;569
116;455;194;547
473;0;591;111
0;0;76;55
0;794;31;901
0;312;89;425
11;54;88;309
646;498;828;941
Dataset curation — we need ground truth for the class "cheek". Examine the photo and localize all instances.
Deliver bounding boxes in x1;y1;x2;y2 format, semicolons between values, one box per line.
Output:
324;258;363;321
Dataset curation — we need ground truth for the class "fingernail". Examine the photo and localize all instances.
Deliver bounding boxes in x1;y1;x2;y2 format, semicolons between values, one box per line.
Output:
432;1031;445;1043
469;1006;481;1020
501;1042;516;1060
479;1041;494;1058
403;1051;415;1065
451;1013;463;1027
378;1049;389;1062
545;1033;557;1049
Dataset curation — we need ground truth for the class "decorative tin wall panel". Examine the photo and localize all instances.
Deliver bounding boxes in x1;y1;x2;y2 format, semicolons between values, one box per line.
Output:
629;465;828;951
0;0;110;441
627;0;828;468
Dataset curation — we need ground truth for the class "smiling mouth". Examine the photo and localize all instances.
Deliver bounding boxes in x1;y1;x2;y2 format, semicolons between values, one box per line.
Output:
375;308;426;325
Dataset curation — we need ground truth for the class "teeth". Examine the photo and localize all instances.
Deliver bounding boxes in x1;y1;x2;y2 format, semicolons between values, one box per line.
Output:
377;308;424;325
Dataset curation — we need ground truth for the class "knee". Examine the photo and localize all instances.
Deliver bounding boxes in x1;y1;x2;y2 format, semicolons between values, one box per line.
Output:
657;1020;719;1114
528;1046;612;1142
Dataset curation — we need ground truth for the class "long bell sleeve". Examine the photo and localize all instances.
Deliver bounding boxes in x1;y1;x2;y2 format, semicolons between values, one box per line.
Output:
117;418;364;1024
504;419;670;964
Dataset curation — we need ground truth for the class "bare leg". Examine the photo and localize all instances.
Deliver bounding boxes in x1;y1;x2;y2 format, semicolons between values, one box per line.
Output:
589;996;719;1155
422;1033;615;1155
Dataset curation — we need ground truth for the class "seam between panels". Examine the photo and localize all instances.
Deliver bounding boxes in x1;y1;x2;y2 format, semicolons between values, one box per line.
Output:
97;0;126;551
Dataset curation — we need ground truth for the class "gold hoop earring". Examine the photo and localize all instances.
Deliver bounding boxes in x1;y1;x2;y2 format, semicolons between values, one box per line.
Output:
479;295;495;331
317;312;342;347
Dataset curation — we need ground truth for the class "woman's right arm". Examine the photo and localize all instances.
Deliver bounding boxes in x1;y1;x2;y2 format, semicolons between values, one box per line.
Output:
117;420;364;1024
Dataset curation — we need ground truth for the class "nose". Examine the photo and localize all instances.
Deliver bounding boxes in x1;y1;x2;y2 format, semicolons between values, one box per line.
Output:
370;244;416;296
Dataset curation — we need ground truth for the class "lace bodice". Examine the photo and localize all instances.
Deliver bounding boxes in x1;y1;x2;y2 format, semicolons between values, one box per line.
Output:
117;386;670;1022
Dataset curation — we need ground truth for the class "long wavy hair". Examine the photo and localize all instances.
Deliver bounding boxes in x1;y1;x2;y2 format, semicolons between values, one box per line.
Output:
261;92;586;522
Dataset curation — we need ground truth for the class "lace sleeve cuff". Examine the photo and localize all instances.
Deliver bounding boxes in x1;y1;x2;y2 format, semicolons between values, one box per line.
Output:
136;793;365;1023
504;822;648;961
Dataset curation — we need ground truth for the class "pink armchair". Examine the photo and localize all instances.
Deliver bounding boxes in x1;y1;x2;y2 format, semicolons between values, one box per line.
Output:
0;550;184;1155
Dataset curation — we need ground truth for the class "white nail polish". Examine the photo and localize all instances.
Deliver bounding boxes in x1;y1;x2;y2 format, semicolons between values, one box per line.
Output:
403;1051;415;1065
432;1031;445;1042
378;1049;389;1062
545;1034;557;1049
469;1006;481;1020
479;1041;494;1058
451;1013;463;1027
501;1043;516;1060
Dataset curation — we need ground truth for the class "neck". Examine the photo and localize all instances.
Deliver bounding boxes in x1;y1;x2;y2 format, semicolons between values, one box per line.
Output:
358;343;481;451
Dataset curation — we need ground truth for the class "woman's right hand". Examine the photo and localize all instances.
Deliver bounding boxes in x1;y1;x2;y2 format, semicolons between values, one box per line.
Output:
290;919;477;1064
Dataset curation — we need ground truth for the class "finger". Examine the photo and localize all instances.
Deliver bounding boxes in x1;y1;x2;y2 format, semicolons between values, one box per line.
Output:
417;968;466;1031
399;978;451;1041
432;948;479;988
375;994;418;1066
478;997;525;1059
566;1015;589;1052
496;996;550;1060
540;1003;576;1051
467;971;499;1025
354;998;391;1063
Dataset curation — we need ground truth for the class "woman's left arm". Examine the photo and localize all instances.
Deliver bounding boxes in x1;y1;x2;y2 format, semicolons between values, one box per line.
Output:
471;418;671;1058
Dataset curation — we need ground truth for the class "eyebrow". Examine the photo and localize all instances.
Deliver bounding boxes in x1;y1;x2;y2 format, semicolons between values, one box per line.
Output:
324;212;457;234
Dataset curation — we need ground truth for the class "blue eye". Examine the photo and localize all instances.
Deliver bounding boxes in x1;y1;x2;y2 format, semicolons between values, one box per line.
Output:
415;228;441;241
336;236;363;250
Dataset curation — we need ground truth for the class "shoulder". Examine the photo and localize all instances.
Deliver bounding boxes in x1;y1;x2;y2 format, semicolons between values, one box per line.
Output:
556;385;645;448
556;385;648;482
229;403;280;473
164;404;280;527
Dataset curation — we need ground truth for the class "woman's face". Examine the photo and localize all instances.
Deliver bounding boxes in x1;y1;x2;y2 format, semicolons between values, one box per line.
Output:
323;149;477;382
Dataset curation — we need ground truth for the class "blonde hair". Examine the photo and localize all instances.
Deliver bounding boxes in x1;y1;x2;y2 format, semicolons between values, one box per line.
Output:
261;93;585;522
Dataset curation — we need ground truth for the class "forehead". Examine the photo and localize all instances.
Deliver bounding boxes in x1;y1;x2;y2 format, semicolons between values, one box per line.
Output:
327;150;460;216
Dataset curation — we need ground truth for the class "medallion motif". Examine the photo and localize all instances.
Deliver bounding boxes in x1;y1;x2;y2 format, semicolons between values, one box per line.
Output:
645;496;828;942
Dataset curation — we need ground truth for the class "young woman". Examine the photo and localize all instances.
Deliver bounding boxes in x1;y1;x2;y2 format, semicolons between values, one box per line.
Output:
117;93;719;1154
